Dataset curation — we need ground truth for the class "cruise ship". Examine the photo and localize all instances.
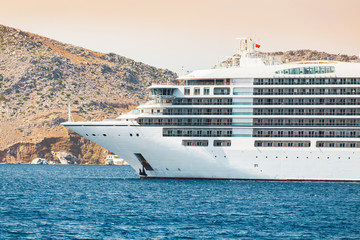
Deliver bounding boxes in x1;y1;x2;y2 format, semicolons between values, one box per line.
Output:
62;38;360;181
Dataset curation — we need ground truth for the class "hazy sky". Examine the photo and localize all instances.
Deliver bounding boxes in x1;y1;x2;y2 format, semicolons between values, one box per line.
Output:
1;0;359;73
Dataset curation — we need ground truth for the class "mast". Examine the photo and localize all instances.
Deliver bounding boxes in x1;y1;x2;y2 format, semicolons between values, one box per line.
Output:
68;102;74;122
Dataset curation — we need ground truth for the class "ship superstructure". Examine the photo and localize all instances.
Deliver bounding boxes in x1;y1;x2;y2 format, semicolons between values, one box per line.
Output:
63;39;360;181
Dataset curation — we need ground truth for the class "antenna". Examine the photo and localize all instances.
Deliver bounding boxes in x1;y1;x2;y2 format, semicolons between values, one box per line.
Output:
68;102;74;122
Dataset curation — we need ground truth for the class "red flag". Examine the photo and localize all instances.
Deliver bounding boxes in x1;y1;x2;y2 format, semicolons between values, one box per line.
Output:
255;44;261;48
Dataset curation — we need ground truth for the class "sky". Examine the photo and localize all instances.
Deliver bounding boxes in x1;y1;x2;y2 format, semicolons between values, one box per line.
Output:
1;0;360;74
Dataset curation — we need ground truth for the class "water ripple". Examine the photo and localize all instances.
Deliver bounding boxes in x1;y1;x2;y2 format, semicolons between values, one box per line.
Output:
0;165;360;239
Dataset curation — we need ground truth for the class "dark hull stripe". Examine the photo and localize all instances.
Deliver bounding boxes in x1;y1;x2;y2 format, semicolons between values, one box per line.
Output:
140;176;360;182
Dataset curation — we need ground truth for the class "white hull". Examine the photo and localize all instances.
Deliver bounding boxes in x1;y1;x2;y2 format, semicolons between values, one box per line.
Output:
64;123;360;181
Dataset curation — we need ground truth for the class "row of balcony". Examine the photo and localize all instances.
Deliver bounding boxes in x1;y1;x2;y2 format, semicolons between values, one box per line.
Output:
253;134;359;138
254;78;359;85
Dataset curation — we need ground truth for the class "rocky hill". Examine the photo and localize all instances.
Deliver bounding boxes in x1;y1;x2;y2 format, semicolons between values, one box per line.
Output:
0;24;177;164
215;49;359;68
269;50;359;63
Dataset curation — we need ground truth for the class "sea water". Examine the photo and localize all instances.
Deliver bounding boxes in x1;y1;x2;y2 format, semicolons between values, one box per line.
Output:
0;165;359;239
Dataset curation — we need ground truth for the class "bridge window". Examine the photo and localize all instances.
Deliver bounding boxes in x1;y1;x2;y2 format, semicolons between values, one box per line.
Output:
275;66;335;75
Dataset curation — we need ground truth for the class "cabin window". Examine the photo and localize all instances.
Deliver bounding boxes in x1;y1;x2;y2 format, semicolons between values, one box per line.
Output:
214;87;230;95
182;140;208;146
204;88;210;95
214;140;231;147
184;88;190;95
194;88;200;95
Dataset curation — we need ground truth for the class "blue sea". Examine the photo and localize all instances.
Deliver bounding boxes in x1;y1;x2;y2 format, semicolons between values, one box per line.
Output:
0;165;360;239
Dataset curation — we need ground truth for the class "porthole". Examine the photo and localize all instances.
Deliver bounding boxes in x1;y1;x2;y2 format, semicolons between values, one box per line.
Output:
178;168;181;171
86;134;88;136
166;168;169;171
130;133;133;137
92;134;96;136
136;133;139;137
103;134;107;136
